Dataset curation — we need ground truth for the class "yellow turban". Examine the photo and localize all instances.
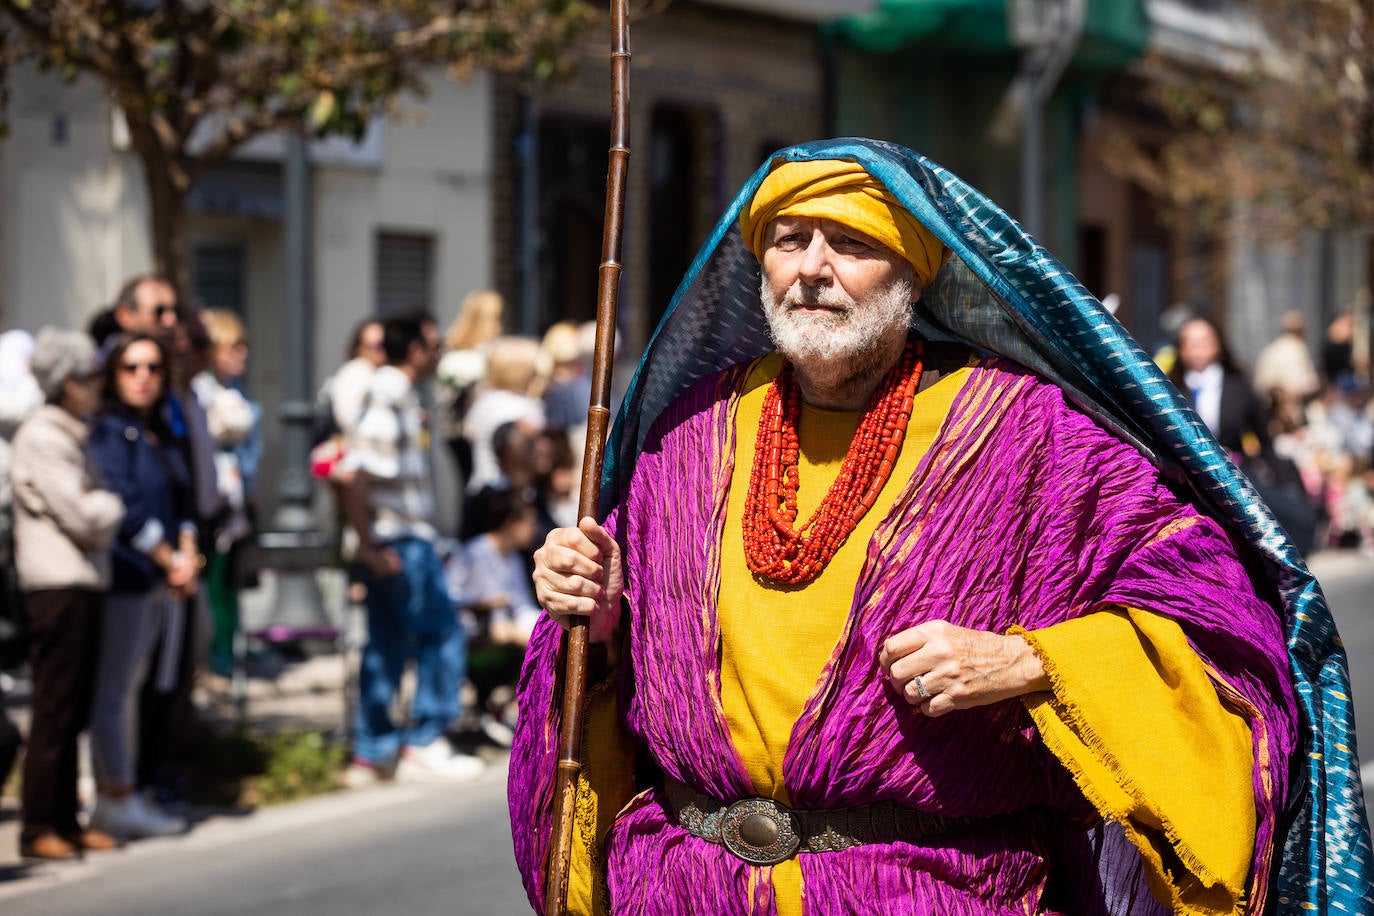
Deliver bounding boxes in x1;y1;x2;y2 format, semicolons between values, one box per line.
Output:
739;159;950;287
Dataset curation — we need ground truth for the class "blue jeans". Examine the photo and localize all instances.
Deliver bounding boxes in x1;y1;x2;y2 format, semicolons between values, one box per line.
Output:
353;538;465;766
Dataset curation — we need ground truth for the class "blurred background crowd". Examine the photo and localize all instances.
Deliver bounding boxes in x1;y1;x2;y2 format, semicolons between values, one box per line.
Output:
1158;307;1374;556
0;276;598;860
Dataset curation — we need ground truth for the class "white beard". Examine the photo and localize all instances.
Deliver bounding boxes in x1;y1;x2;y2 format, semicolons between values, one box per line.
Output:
761;272;915;370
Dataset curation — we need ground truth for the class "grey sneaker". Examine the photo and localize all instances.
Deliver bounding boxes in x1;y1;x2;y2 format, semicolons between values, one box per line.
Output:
89;793;186;839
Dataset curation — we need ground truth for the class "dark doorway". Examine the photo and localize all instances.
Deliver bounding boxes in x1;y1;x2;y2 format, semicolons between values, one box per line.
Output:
647;107;701;328
1076;224;1107;300
538;114;610;330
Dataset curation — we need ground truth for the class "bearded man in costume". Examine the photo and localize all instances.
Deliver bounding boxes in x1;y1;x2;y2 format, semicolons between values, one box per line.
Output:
510;141;1373;915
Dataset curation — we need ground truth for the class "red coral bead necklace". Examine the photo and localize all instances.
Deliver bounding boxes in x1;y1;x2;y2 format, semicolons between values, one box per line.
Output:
742;340;924;585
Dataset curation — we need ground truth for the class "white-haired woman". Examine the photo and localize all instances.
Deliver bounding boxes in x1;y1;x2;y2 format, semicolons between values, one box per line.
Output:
11;328;124;860
462;335;547;494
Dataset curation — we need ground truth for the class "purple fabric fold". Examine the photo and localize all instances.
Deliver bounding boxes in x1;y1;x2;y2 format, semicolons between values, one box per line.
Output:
510;359;1297;914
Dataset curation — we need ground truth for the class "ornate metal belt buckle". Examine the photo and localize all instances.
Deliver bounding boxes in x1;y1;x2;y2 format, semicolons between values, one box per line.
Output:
721;797;800;866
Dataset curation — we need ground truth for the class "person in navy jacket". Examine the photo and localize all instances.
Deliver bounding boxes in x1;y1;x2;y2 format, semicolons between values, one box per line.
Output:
85;333;198;839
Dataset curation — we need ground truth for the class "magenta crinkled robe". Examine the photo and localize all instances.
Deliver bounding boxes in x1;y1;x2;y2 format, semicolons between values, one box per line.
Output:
509;359;1297;915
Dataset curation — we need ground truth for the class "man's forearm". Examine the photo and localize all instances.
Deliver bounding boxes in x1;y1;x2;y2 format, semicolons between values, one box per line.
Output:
338;474;376;549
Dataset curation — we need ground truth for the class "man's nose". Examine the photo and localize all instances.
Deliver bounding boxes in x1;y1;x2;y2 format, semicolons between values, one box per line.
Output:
796;231;833;286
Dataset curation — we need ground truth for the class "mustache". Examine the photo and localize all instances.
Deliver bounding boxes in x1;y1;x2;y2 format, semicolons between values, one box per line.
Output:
770;284;857;312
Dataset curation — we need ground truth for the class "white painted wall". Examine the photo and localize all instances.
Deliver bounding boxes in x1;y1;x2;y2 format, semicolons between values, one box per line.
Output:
313;71;493;391
0;65;149;333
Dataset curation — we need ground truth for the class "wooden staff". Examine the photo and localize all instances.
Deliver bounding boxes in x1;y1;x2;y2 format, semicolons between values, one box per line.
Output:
544;1;630;913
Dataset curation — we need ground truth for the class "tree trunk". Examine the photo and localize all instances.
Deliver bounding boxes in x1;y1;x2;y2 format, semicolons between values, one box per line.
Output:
147;174;192;308
122;112;194;306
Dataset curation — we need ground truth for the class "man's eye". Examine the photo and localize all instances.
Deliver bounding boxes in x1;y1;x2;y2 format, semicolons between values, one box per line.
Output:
835;235;871;251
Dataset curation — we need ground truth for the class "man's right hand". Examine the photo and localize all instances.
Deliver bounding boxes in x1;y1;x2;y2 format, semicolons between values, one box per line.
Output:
533;517;623;645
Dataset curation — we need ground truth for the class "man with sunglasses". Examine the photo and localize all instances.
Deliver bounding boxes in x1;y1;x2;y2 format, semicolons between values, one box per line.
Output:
111;276;181;337
92;275;222;821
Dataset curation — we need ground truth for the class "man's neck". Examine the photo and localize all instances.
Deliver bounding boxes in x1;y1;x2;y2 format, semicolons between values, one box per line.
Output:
789;334;907;411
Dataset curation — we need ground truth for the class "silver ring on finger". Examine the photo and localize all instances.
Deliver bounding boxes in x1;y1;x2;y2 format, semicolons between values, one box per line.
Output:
913;674;930;699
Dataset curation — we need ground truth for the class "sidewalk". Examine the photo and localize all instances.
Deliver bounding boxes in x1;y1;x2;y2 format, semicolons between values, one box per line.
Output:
0;567;509;877
0;650;356;874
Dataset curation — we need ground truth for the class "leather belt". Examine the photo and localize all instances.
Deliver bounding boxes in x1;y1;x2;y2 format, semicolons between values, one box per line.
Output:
663;779;987;866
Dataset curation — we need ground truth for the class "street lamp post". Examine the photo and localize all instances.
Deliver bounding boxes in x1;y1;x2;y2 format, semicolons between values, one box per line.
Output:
240;128;335;707
1005;0;1085;241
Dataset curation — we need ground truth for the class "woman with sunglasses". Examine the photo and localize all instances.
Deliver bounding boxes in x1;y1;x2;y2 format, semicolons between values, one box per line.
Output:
86;333;197;839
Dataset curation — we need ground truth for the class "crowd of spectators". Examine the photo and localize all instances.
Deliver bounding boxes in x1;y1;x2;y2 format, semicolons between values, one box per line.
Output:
0;273;599;861
0;274;265;860
312;297;589;767
1161;308;1374;554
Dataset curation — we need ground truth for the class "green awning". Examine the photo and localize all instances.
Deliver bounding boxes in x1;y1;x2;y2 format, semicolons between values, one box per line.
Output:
839;0;1148;72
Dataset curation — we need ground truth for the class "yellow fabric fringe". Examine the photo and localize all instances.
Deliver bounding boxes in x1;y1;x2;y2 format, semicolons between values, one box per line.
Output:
566;674;639;916
739;160;950;285
1015;607;1256;916
717;354;972;915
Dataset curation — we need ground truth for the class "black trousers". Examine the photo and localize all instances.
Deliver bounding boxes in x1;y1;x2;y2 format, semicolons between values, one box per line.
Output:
21;588;102;841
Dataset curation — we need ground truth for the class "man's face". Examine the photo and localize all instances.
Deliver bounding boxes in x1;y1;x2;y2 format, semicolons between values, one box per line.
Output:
1178;320;1221;374
411;321;443;379
760;217;916;367
119;279;179;335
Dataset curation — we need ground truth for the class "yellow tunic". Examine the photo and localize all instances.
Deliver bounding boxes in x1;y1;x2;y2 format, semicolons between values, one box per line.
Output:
717;354;971;911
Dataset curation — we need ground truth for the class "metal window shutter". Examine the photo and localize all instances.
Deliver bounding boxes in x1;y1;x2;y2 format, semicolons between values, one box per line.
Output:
375;232;434;315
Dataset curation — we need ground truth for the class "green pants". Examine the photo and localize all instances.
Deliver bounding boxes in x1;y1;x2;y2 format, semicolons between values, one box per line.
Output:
206;550;238;674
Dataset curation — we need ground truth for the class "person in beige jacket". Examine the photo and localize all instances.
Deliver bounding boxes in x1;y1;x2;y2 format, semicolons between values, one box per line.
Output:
11;327;124;861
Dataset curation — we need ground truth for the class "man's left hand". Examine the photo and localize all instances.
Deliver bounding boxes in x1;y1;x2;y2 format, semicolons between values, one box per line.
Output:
878;621;1051;717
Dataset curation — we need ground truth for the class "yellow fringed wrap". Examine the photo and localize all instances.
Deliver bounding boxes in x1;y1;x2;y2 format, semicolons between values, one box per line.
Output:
739;160;950;286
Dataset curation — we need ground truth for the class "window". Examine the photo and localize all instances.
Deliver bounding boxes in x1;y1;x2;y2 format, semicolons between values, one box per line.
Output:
192;243;247;314
375;232;434;316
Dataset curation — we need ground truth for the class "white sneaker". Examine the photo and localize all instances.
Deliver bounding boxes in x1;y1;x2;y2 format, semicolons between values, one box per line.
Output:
398;740;485;783
342;757;393;790
479;712;516;748
89;793;187;838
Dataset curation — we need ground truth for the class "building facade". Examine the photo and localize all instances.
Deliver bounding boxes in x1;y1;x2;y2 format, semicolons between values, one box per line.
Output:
0;63;494;525
491;0;870;354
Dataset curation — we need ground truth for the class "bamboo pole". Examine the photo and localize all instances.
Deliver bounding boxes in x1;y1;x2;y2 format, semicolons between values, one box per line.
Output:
543;0;630;912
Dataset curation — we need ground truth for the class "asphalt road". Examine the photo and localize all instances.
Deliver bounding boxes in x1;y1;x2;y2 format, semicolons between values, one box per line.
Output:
1309;551;1374;828
0;765;529;916
2;553;1371;915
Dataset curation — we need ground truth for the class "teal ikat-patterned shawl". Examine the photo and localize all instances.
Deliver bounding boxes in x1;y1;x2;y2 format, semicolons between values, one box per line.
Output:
601;139;1373;913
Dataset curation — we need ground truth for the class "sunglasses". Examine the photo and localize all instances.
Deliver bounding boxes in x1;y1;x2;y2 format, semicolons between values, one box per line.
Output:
119;361;165;376
153;304;179;321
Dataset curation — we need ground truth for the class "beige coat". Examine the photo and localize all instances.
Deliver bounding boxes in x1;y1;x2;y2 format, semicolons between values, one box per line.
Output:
10;404;124;591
